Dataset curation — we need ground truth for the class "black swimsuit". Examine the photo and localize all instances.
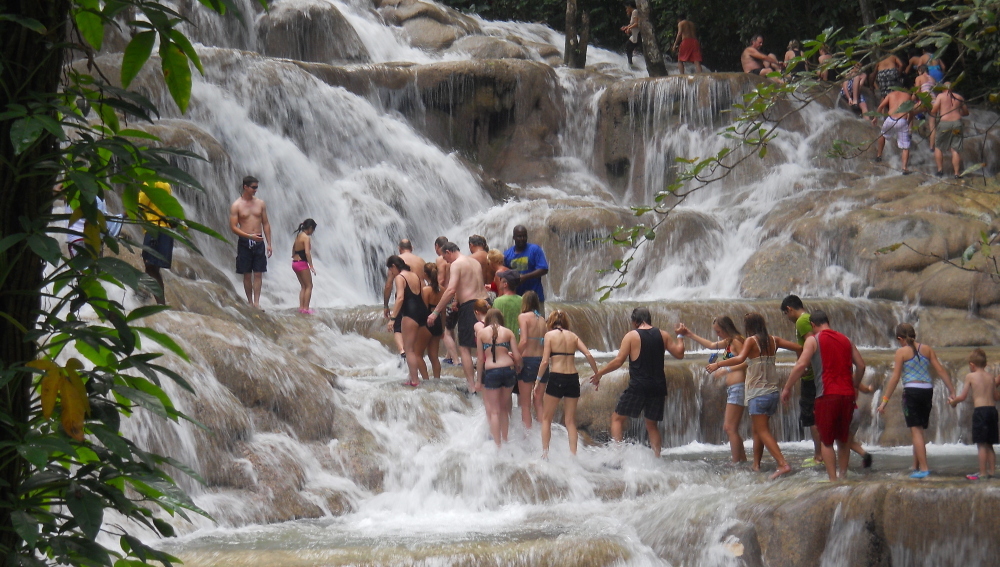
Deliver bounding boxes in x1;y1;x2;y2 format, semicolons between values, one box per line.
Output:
398;276;427;327
294;249;307;261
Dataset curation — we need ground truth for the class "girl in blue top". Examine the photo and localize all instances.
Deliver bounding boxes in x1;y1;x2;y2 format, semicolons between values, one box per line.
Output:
878;323;956;478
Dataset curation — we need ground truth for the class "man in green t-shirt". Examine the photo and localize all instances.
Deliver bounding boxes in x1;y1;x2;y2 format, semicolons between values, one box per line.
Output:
492;271;523;342
781;294;822;466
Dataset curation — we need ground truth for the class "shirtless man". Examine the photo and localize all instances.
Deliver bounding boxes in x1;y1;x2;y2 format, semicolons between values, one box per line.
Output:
468;235;491;288
433;237;460;364
428;242;486;391
383;239;426;357
874;52;905;97
741;35;781;78
229;176;272;309
817;45;833;81
671;17;702;73
875;85;915;174
931;83;969;178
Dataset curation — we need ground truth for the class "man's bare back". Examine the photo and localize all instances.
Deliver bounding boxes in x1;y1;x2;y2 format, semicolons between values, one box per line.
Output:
450;255;486;304
677;19;696;40
879;90;914;119
400;251;425;284
932;89;967;122
470;250;490;285
876;54;903;72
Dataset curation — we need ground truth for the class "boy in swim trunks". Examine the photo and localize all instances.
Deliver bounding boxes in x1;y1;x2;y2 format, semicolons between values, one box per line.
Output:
931;83;969;178
948;349;999;480
876;87;916;174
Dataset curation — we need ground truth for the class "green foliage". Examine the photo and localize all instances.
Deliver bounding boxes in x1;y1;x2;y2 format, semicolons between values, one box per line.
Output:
0;0;262;564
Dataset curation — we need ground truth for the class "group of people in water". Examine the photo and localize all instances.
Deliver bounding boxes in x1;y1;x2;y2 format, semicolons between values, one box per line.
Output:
387;249;999;480
619;8;971;179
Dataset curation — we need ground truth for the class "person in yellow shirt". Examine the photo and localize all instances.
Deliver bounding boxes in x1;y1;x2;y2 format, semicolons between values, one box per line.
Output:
139;182;174;305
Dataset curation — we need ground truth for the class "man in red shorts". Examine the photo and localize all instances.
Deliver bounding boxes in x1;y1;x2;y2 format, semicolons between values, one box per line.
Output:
781;309;866;481
671;16;702;73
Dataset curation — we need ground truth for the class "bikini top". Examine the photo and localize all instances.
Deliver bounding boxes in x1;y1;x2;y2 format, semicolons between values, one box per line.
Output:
528;311;545;344
482;341;511;351
547;327;575;357
293;249;307;261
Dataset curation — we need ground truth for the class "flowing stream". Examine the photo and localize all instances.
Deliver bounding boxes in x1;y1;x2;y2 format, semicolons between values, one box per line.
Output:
83;0;1000;564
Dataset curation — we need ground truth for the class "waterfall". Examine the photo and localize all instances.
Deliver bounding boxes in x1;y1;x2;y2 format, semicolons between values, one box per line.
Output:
75;0;1000;564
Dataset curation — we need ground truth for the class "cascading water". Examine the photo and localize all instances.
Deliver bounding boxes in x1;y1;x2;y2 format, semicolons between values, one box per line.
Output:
79;0;1000;564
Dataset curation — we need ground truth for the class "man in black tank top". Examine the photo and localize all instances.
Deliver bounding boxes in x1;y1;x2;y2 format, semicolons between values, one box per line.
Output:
591;307;685;457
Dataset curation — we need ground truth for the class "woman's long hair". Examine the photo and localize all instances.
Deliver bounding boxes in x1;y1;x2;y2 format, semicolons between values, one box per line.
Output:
424;263;440;294
484;308;505;362
521;290;540;314
294;218;317;233
714;316;745;345
744;312;772;356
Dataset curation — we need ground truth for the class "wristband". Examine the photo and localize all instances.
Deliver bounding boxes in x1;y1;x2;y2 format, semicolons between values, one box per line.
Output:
881;396;889;403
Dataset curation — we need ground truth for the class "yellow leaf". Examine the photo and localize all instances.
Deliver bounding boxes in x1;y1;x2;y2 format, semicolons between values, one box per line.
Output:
64;362;91;415
60;380;87;441
83;221;102;251
28;360;62;419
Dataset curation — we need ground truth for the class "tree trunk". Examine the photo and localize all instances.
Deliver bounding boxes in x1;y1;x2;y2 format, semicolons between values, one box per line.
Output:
634;0;667;77
577;11;590;68
0;0;70;556
565;0;578;67
858;0;877;27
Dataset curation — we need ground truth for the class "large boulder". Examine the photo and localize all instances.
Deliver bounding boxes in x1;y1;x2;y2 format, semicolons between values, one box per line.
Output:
446;35;531;60
258;1;369;64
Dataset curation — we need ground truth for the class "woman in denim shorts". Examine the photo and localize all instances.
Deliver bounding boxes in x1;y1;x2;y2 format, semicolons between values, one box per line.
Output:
709;313;801;480
677;316;748;463
476;309;523;448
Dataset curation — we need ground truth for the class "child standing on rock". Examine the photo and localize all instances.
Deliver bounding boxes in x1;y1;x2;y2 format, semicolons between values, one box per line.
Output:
949;348;1000;480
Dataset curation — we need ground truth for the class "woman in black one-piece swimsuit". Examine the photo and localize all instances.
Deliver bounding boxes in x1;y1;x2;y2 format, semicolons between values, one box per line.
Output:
387;255;430;387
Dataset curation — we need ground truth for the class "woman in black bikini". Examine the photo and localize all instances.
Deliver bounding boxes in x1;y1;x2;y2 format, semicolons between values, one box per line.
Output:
476;309;522;447
422;263;444;379
292;219;317;314
387;255;430;387
537;310;599;457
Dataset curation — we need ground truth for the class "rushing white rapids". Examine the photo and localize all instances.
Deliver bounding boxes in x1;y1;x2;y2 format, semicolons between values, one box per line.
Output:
80;0;1000;565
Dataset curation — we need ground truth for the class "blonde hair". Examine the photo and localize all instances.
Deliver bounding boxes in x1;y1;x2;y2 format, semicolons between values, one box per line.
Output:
473;299;490;315
487;249;504;266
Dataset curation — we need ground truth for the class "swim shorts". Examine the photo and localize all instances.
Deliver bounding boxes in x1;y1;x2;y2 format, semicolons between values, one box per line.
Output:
876;67;901;94
614;388;665;421
748;391;779;416
880;116;911;149
936;120;963;152
482;366;517;390
678;37;702;62
902;387;933;429
520;356;546;383
815;394;854;445
971;406;999;445
726;383;746;407
445;304;459;330
292;260;310;272
747;67;766;76
457;300;477;348
428;313;443;337
142;231;174;269
545;372;581;399
799;378;817;428
236;237;267;274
